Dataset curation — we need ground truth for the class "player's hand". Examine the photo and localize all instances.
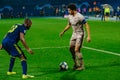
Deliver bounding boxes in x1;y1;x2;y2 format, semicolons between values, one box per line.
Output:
59;31;64;37
87;36;91;42
27;48;34;54
0;45;2;50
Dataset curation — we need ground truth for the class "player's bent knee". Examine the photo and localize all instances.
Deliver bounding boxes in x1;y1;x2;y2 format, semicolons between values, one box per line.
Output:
75;49;79;53
70;45;75;49
69;46;75;52
20;55;26;61
75;46;81;53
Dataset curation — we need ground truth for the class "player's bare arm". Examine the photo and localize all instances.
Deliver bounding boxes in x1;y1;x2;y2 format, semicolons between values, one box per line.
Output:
59;24;71;37
20;32;34;54
85;22;91;42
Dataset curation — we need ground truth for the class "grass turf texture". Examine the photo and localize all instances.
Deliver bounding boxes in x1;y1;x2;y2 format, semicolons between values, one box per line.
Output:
0;18;120;80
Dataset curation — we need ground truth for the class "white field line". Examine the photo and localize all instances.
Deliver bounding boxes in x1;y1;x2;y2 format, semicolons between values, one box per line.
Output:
31;46;69;49
0;46;120;56
83;46;120;56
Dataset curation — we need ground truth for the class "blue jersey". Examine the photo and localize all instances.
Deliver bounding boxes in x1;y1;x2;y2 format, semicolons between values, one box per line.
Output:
2;24;27;44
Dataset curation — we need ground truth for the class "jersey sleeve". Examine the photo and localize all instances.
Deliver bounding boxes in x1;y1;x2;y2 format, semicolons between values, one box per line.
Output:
79;14;87;24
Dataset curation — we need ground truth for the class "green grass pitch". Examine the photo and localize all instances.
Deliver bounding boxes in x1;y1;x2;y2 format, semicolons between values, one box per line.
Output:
0;18;120;80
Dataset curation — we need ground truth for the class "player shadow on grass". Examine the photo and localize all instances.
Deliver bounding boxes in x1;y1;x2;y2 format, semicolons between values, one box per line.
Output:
33;68;61;76
60;62;120;80
60;70;82;80
34;67;83;80
32;61;120;80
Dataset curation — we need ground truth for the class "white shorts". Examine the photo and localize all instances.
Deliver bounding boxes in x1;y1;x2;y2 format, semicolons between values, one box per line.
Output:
70;32;84;47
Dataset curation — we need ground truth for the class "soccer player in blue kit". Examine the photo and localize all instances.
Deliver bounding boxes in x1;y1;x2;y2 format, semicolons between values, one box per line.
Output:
0;18;34;79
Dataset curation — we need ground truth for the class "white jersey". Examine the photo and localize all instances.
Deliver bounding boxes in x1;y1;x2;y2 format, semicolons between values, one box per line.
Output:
68;13;86;46
68;12;85;33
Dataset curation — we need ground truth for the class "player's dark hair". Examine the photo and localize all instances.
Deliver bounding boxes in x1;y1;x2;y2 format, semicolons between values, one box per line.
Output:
67;3;77;11
24;18;32;30
24;18;32;25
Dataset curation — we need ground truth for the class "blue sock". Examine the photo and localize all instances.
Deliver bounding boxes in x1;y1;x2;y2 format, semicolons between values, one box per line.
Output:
21;60;27;75
9;57;15;72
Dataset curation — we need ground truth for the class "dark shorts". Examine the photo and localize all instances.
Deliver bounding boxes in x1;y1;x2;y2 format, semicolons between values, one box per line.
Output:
2;42;26;58
105;12;110;16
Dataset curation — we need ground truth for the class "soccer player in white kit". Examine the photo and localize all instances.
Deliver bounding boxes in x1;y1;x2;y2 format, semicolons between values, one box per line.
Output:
60;3;91;70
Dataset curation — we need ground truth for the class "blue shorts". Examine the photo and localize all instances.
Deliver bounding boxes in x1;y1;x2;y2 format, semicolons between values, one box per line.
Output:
2;42;26;58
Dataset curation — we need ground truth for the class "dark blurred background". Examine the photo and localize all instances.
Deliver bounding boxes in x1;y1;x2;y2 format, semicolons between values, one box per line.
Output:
0;0;120;18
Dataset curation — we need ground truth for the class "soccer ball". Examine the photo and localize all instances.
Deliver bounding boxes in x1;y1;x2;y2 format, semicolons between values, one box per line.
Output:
59;62;68;71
